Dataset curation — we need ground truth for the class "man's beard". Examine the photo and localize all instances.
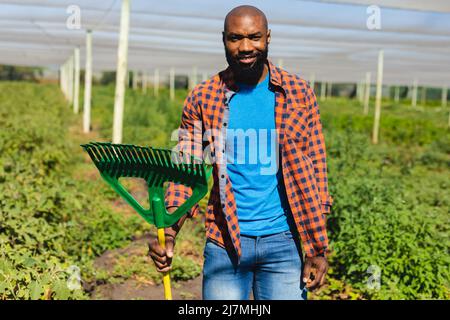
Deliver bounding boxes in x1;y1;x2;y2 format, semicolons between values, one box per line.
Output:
225;46;269;84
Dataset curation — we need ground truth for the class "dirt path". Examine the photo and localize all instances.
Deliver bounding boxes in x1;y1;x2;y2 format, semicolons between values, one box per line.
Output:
89;235;203;300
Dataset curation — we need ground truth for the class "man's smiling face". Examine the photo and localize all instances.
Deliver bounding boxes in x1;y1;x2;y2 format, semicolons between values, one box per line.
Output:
223;9;271;83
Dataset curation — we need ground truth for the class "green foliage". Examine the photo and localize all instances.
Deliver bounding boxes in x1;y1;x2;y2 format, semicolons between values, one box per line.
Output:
321;98;450;299
0;83;145;299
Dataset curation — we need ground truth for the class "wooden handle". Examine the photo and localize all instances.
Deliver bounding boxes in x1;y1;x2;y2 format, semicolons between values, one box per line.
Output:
157;228;172;300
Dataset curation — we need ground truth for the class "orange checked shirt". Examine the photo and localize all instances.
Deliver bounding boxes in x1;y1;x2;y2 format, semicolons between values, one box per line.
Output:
165;60;333;259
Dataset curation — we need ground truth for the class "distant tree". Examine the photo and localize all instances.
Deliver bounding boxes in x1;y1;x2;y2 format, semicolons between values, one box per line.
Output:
100;71;116;85
0;65;43;81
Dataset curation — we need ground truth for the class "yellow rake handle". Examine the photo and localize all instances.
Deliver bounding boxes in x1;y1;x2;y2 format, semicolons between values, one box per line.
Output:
157;228;172;300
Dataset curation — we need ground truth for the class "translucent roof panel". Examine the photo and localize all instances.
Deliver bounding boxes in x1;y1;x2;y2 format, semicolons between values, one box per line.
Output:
0;0;449;87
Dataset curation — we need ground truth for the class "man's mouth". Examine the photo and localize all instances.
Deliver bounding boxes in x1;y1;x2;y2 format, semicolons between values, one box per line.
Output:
237;56;257;64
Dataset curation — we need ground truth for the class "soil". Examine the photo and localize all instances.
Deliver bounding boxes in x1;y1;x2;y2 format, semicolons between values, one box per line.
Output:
88;234;203;300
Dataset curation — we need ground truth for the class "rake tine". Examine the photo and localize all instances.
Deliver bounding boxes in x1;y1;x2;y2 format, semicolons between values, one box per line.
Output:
91;144;105;167
161;149;174;173
101;144;114;176
130;145;144;178
170;150;181;173
119;145;132;176
109;144;123;178
101;144;115;175
176;150;185;173
97;144;112;173
154;149;164;167
84;145;101;170
94;142;107;168
160;149;170;168
82;144;96;162
148;148;158;167
166;150;178;180
190;160;195;177
136;146;148;165
108;144;121;176
125;145;138;177
153;149;166;186
121;145;134;176
141;147;154;180
164;149;173;168
115;144;127;167
134;147;147;179
157;150;169;180
195;163;201;178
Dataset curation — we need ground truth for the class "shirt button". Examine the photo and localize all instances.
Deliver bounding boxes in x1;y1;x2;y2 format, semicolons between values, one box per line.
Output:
223;122;227;127
221;174;225;179
222;204;225;208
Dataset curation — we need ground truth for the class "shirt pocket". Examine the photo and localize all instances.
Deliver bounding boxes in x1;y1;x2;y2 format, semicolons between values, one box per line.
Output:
284;106;310;149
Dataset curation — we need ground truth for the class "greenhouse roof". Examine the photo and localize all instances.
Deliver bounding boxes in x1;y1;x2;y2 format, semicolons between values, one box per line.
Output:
0;0;449;87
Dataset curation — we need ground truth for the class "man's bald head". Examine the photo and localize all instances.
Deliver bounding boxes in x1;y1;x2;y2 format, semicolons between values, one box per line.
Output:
224;5;268;32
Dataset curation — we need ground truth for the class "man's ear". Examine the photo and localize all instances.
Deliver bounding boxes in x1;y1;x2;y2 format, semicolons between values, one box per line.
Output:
222;31;226;45
267;29;271;44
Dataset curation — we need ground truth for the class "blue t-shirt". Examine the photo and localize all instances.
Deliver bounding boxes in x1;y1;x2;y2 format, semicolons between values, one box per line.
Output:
226;73;290;236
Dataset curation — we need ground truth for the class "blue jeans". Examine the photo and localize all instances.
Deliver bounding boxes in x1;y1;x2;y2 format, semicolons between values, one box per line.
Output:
202;230;307;300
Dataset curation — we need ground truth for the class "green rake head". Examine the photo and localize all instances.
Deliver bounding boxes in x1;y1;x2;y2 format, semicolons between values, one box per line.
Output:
81;142;212;228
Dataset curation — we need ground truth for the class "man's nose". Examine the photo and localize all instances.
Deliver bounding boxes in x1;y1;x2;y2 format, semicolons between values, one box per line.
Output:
239;37;253;53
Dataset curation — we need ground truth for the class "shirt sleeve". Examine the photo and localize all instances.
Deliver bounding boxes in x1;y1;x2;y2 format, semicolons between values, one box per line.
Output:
306;84;334;215
164;90;204;219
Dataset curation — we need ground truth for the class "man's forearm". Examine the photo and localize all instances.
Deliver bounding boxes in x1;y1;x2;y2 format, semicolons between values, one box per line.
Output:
165;208;188;237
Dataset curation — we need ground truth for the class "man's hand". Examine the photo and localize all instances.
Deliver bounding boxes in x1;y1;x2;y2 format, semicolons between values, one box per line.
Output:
147;207;186;273
303;255;329;290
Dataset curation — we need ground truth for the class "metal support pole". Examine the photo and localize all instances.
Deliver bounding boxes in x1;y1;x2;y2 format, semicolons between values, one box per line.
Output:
132;70;138;90
154;68;159;97
190;66;197;90
170;67;175;101
412;79;418;107
59;65;64;92
327;82;333;99
364;72;371;115
421;86;426;106
372;50;384;144
83;30;93;133
112;0;130;143
68;54;74;105
309;73;315;92
74;47;80;114
320;82;327;101
394;86;400;103
142;71;147;94
442;86;448;108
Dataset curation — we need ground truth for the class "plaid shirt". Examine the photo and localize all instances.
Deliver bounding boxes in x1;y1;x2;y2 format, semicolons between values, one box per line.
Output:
165;60;333;259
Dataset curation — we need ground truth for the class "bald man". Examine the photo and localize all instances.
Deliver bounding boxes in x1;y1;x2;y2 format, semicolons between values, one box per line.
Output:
149;5;333;300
